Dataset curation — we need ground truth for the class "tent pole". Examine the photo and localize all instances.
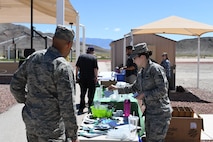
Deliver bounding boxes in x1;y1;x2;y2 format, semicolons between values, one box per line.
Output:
75;13;80;60
80;24;86;54
123;35;127;66
56;0;64;25
130;31;134;46
197;36;200;88
31;0;33;49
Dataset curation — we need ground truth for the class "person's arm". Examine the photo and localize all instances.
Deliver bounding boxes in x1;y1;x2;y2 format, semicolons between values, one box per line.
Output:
75;66;80;82
75;56;81;82
108;73;140;94
56;63;78;141
165;60;171;78
128;64;137;71
10;59;28;103
94;68;98;83
143;66;168;101
93;58;99;83
121;58;136;71
121;65;135;71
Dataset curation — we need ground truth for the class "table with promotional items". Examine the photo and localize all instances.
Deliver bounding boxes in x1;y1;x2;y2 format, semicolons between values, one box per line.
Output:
93;86;145;136
78;87;145;142
78;114;140;142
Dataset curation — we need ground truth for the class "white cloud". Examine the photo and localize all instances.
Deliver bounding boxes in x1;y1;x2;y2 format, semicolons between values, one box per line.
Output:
114;28;120;32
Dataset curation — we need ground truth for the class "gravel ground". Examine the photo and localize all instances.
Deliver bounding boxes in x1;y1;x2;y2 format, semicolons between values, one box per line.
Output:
1;85;212;114
0;85;16;113
1;59;213;114
170;87;213;114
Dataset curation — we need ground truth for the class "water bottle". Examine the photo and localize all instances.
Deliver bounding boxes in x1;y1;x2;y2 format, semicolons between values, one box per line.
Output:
124;99;131;117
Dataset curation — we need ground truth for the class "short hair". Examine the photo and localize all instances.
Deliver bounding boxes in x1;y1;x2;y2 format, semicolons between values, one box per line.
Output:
126;45;133;50
86;46;95;53
54;25;75;42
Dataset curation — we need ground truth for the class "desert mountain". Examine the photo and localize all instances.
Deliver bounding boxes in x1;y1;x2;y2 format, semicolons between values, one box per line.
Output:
0;23;213;58
0;23;110;58
176;37;213;57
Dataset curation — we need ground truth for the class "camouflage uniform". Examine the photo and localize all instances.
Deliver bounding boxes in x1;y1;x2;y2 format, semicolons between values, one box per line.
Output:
10;25;78;142
118;59;172;142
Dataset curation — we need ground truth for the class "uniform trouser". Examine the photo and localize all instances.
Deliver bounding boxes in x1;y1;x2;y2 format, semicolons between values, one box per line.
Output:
145;115;171;142
79;78;96;111
26;131;66;142
126;74;137;84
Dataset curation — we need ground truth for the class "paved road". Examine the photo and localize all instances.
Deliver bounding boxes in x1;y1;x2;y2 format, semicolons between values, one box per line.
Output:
0;59;212;141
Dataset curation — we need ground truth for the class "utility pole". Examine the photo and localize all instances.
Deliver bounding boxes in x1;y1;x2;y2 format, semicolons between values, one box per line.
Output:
13;38;16;62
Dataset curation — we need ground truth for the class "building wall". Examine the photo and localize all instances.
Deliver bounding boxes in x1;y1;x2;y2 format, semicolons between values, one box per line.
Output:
0;62;18;74
0;62;19;84
110;34;176;70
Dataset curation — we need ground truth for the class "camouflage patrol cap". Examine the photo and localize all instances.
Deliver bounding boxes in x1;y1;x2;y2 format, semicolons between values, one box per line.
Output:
54;25;75;41
131;43;148;58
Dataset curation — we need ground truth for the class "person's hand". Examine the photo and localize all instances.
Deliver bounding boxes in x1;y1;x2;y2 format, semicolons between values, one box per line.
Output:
94;77;98;84
119;67;124;71
135;93;145;100
72;139;80;142
108;84;118;91
66;138;80;142
120;66;126;71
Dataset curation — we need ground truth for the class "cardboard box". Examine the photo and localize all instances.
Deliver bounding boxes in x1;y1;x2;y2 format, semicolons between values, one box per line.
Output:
172;106;194;117
100;80;117;87
165;107;204;142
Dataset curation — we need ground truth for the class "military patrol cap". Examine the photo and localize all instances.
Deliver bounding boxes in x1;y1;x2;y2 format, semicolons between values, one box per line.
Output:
87;46;94;52
131;43;148;58
54;25;75;42
162;52;168;56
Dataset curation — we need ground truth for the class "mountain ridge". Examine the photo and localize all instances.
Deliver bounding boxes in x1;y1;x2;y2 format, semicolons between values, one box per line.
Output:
80;37;113;49
176;37;213;56
0;23;213;58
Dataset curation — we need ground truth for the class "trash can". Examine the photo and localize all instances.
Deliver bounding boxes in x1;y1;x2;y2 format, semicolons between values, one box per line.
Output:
116;70;126;82
170;65;176;90
116;73;125;81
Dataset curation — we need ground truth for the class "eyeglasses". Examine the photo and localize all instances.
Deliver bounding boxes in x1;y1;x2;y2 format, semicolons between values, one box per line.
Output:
133;55;139;60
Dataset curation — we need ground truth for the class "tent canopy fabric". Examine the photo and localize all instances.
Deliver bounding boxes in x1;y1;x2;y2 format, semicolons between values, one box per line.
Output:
0;0;83;59
130;15;213;88
0;0;77;25
132;16;213;36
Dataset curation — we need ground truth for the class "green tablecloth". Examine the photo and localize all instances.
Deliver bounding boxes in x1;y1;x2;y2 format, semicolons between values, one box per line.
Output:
93;87;145;136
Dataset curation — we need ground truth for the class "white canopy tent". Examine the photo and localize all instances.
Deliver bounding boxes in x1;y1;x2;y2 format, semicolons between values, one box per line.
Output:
130;16;213;88
0;0;84;58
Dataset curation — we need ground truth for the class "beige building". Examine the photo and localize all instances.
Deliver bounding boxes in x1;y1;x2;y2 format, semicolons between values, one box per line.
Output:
110;34;176;89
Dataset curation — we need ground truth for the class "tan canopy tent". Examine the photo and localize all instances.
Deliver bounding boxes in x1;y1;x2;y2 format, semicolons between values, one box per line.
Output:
132;16;213;36
0;0;84;58
0;0;77;24
131;16;213;88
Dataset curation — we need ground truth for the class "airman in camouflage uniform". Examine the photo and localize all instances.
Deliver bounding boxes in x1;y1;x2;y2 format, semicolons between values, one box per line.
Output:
10;25;79;142
109;43;172;142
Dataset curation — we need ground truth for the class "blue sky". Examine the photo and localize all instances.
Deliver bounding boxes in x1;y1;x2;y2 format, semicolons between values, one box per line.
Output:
19;0;213;41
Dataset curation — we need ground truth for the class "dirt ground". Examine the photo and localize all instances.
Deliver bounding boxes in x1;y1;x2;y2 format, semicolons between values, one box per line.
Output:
173;58;213;114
